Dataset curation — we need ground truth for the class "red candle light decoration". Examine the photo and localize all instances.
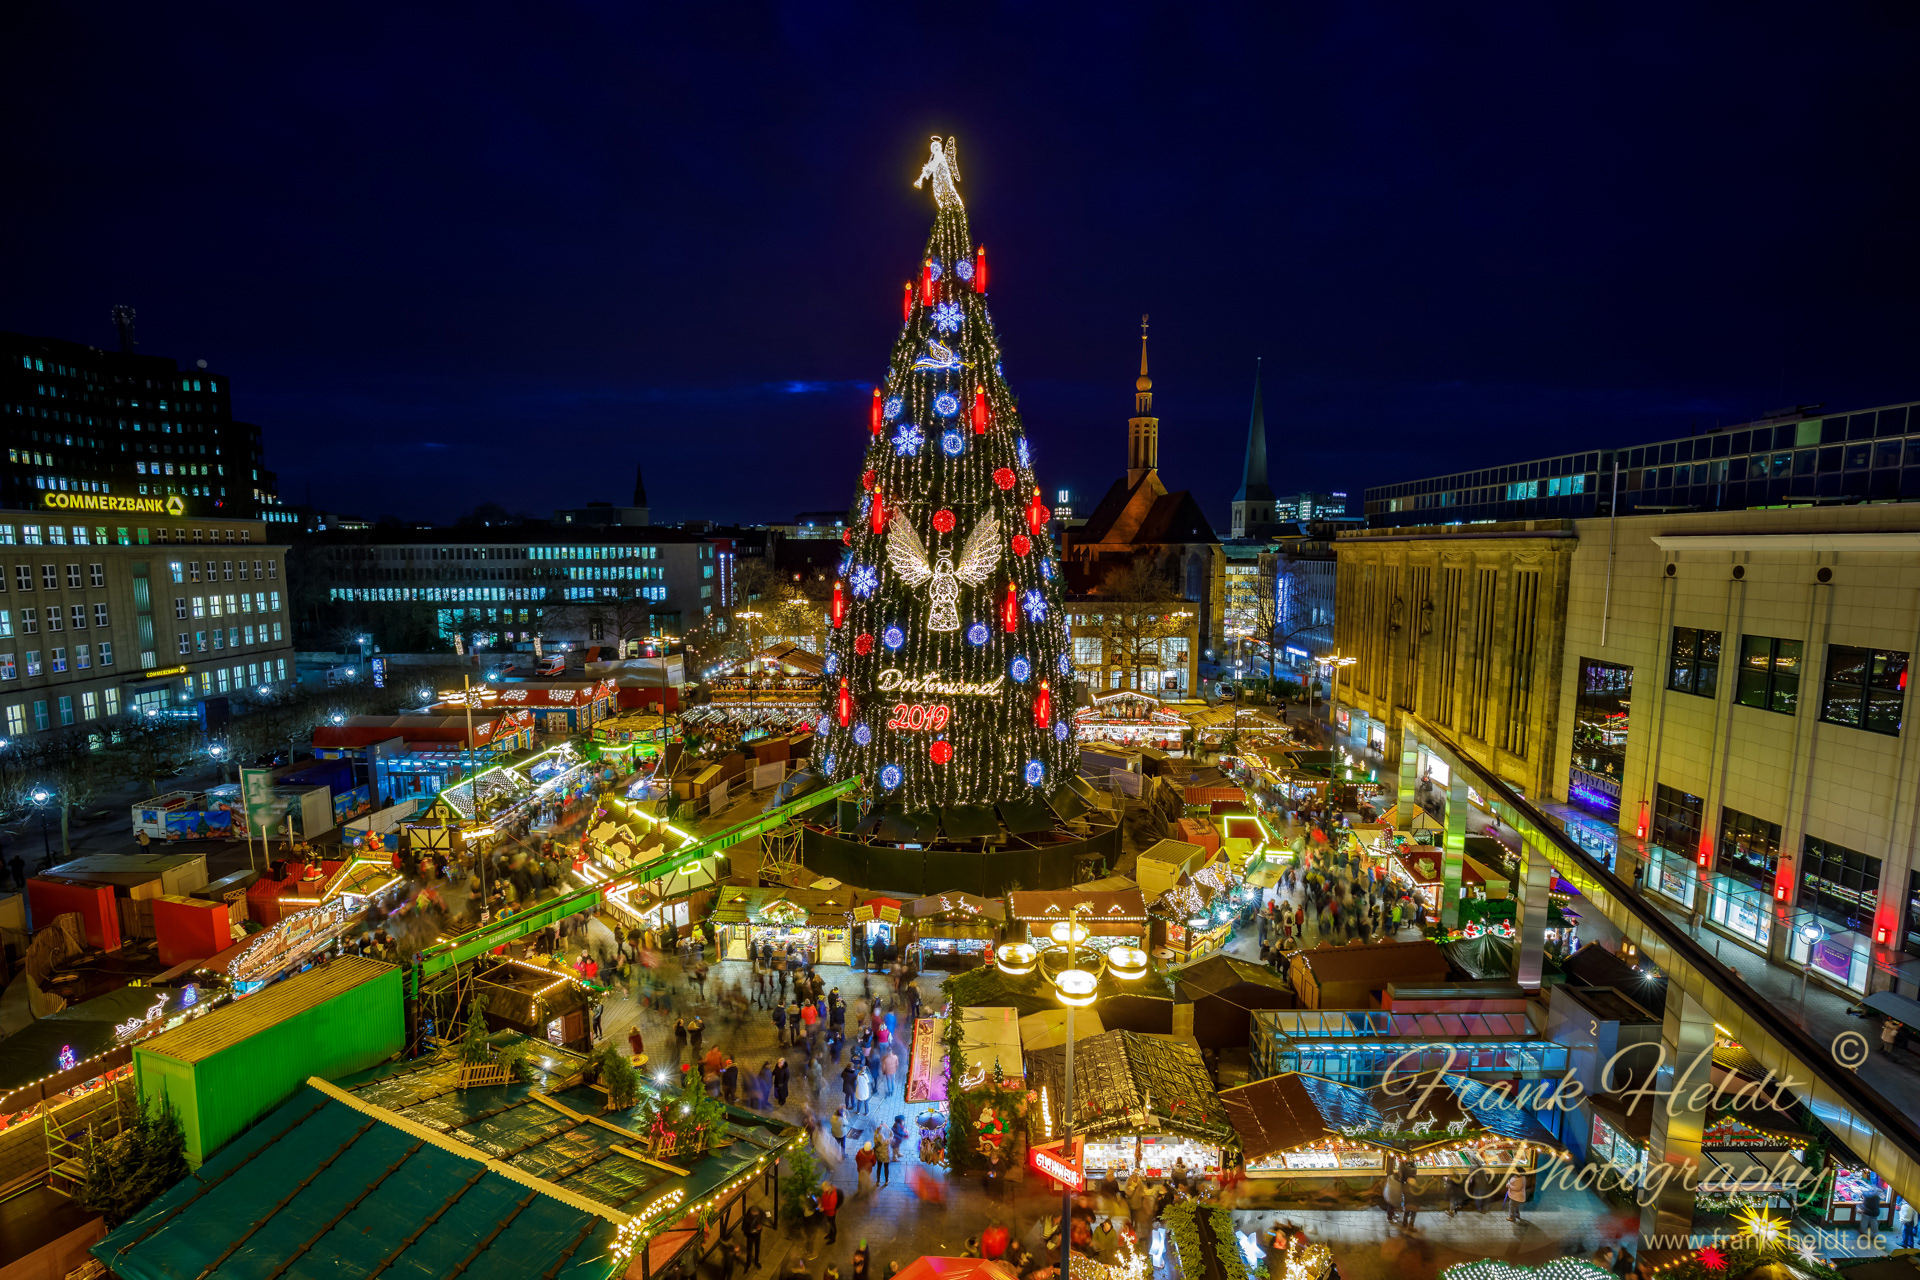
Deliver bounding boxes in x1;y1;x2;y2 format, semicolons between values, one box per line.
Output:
1002;583;1019;633
1025;488;1051;535
870;489;887;536
1034;680;1051;727
919;258;935;307
974;245;988;293
836;677;853;728
971;387;988;435
901;281;913;323
869;388;883;437
830;579;847;630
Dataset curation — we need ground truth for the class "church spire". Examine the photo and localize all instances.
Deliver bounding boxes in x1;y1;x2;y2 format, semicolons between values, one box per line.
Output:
633;462;648;508
1231;358;1274;537
1127;314;1159;485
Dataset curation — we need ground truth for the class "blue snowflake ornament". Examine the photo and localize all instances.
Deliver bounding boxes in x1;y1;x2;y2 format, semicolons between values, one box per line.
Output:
816;715;832;737
1057;651;1072;676
927;257;943;280
880;764;903;791
941;431;966;457
850;564;879;598
884;396;903;422
967;623;989;646
1025;760;1046;787
1055;721;1070;743
1041;559;1055;582
1022;590;1047;622
931;301;963;335
884;626;905;651
1017;438;1031;469
825;653;839;674
854;723;872;747
823;753;839;775
892;424;925;457
956;256;975;282
933;392;960;418
1011;656;1031;683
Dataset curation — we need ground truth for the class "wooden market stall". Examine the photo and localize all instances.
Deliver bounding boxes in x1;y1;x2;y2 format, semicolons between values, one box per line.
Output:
910;890;1003;971
1006;888;1148;950
710;885;859;966
1024;1030;1233;1182
1287;939;1452;1009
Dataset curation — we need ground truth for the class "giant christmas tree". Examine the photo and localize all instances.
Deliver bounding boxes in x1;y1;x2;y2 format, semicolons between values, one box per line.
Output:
815;138;1076;810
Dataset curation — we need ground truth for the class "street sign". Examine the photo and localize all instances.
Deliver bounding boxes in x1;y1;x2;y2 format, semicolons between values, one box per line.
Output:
1027;1136;1084;1191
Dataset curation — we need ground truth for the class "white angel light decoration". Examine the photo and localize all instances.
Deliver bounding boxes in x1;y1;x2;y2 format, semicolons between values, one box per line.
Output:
887;515;998;631
914;135;962;210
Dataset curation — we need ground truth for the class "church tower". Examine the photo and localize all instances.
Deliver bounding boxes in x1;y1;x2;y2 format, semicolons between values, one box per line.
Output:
1126;315;1159;486
1230;359;1274;537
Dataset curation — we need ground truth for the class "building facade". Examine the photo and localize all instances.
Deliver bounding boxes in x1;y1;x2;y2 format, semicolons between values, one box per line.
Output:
2;326;286;523
0;511;294;735
300;527;732;655
1064;602;1200;697
1337;501;1920;999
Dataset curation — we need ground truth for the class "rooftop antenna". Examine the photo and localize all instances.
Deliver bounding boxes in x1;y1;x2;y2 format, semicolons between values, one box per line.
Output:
111;305;137;353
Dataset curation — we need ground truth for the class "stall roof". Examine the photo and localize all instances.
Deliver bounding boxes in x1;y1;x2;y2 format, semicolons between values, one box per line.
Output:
1007;888;1148;925
0;985;209;1114
1293;939;1451;986
708;885;865;928
910;891;1005;922
1017;1008;1106;1053
311;713;527;750
1218;1074;1374;1161
97;1048;804;1280
140;958;395;1064
955;1007;1025;1085
1026;1030;1232;1144
41;850;206;887
1174;955;1295;1001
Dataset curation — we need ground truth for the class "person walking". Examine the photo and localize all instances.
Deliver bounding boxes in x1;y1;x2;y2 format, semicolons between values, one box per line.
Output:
881;1047;899;1098
627;1024;645;1061
1505;1172;1526;1222
873;1129;893;1186
854;1065;873;1115
1883;1018;1904;1058
689;1015;705;1056
841;1062;858;1110
831;1108;848;1155
855;1141;875;1196
774;1058;791;1107
742;1204;765;1270
722;1058;740;1106
673;1017;689;1064
771;1001;788;1047
818;1182;841;1246
1445;1172;1465;1217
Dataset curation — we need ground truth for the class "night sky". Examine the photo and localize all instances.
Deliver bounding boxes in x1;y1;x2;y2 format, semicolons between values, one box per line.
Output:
5;5;1917;529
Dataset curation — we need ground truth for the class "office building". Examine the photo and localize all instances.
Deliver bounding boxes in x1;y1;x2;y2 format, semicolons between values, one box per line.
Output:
0;511;294;734
1;320;287;523
1336;452;1920;998
1361;398;1920;528
302;526;734;655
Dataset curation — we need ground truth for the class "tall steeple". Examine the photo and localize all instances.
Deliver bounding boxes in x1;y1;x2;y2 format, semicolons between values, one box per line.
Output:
631;463;651;525
1231;359;1275;538
1126;314;1159;486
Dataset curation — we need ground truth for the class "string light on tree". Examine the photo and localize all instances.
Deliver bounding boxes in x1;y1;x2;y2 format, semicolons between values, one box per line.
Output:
816;135;1075;808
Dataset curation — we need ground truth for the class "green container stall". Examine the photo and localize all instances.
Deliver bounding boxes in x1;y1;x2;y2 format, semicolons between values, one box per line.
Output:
134;956;403;1166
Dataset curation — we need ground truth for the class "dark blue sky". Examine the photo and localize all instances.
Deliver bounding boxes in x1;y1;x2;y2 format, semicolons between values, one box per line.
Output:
5;4;1917;528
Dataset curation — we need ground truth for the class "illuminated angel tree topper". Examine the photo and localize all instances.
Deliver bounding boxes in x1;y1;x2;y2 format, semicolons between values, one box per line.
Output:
817;136;1075;809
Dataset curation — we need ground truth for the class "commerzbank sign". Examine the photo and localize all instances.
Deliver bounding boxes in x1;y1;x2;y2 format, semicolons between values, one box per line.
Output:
42;493;186;516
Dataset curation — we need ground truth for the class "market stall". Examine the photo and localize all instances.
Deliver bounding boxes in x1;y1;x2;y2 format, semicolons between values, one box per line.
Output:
1071;690;1190;751
1220;1071;1565;1182
910;891;1003;971
212;898;357;994
1007;889;1148;951
1147;858;1248;964
851;896;907;970
1025;1029;1233;1181
709;885;858;966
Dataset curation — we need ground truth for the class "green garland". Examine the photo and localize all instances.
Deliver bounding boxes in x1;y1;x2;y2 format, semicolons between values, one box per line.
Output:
1644;1240;1844;1280
1209;1206;1252;1280
943;1011;968;1169
1162;1203;1206;1280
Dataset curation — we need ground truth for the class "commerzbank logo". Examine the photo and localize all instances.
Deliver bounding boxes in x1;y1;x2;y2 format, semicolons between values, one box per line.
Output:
43;492;189;517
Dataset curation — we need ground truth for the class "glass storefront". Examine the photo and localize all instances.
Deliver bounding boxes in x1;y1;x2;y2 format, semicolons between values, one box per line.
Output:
1787;917;1871;993
1644;843;1698;910
1707;876;1773;950
1717;806;1782;893
1570;659;1632;821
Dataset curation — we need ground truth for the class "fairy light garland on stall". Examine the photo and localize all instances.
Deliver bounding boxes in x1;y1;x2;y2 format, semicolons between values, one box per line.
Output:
814;136;1076;809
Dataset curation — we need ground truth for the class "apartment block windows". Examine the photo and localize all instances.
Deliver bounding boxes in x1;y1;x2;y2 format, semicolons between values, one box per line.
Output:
1717;806;1783;892
13;567;29;592
97;642;111;667
1735;635;1802;715
1820;645;1907;736
1668;626;1721;698
4;706;21;737
64;564;80;589
93;604;107;628
175;597;188;620
88;564;103;587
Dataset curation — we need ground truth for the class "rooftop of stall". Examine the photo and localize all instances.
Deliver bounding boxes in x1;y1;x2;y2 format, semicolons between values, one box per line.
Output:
0;983;217;1118
1381;980;1532;1014
1134;841;1207;899
1024;1029;1232;1146
1174;955;1297;1048
99;1039;806;1280
709;884;868;930
1220;1070;1567;1166
1250;1007;1567;1085
1287;938;1452;1009
1005;888;1148;940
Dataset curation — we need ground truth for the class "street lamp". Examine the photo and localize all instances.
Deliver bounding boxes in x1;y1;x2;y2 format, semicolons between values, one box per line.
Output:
999;903;1144;1280
29;788;52;871
208;742;228;783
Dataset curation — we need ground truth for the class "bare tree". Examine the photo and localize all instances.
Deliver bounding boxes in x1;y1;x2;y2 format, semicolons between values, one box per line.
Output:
1092;558;1194;694
1248;559;1323;697
541;593;660;655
